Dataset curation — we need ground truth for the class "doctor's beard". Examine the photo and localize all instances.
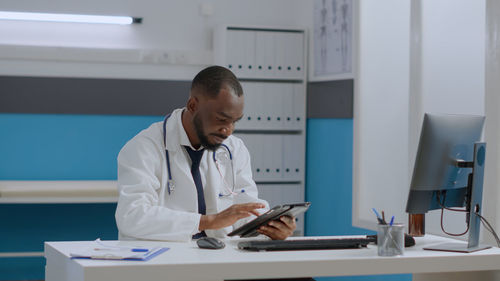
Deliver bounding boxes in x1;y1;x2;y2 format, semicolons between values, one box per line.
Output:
193;113;224;151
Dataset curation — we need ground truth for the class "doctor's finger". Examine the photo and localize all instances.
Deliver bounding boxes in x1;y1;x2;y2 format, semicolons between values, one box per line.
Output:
258;224;290;240
268;220;294;233
247;209;262;217
233;204;265;214
236;202;266;210
279;216;296;227
235;209;262;219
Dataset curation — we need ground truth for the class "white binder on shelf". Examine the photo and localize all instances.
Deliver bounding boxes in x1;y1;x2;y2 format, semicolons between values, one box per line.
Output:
283;134;305;181
283;32;296;79
259;135;273;180
263;83;281;130
292;83;306;130
286;184;304;203
282;136;293;180
270;134;284;179
274;32;287;79
290;32;305;80
235;133;258;179
252;134;266;181
272;83;286;130
256;31;276;79
258;83;270;130
253;83;265;130
256;184;280;208
226;30;243;76
239;82;254;130
241;30;256;78
279;83;294;130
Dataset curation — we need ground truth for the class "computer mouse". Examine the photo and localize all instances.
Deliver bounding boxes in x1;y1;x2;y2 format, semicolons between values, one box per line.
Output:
196;237;225;249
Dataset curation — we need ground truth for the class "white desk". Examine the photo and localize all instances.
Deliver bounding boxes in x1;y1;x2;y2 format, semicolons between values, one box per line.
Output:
45;235;500;281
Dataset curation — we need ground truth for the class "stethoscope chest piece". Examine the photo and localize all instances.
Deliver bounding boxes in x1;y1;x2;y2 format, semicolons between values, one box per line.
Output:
167;179;175;195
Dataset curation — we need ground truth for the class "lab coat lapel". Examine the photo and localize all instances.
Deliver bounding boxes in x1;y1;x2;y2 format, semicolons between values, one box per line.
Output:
163;108;201;212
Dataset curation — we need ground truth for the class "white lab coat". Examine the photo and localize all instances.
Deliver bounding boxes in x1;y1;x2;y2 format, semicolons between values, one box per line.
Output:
115;108;268;241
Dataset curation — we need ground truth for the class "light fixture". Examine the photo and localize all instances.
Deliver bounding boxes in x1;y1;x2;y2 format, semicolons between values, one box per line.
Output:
0;11;142;25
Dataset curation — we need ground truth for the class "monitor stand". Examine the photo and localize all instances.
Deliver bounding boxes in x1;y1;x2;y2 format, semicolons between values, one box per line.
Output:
423;242;490;253
424;143;491;253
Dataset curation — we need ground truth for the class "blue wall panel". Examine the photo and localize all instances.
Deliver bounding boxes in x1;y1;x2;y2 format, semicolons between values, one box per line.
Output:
0;113;162;280
305;119;411;281
0;113;162;180
0;203;118;280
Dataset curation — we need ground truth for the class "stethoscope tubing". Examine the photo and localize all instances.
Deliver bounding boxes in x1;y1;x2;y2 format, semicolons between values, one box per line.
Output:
162;113;236;197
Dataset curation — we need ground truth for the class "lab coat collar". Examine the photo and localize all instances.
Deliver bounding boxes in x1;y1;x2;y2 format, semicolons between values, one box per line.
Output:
165;108;205;152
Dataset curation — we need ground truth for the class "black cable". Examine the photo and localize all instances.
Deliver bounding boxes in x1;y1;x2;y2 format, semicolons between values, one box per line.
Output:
475;212;500;247
435;191;500;245
479;215;500;246
440;208;469;236
436;191;468;212
436;191;469;236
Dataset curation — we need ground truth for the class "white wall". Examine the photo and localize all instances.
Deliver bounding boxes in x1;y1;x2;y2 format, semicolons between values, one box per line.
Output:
415;0;486;236
353;0;411;229
354;0;488;237
483;0;500;245
0;0;309;80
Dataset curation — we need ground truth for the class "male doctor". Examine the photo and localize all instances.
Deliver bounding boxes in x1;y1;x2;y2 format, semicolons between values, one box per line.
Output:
115;66;296;241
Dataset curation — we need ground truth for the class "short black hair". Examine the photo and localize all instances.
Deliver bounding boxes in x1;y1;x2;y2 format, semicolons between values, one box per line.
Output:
191;65;243;98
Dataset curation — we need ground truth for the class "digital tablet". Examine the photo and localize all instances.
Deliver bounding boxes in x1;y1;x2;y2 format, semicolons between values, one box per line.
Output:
227;202;311;238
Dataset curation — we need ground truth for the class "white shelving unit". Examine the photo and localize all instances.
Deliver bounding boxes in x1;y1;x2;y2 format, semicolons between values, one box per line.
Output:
214;25;307;235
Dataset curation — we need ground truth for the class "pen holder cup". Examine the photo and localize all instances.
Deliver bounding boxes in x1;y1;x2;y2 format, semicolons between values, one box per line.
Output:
377;223;404;256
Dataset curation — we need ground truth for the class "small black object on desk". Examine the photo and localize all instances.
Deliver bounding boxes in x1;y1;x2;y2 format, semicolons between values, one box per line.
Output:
196;237;226;249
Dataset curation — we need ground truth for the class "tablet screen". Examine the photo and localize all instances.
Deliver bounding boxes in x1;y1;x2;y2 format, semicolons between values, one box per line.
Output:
228;202;311;237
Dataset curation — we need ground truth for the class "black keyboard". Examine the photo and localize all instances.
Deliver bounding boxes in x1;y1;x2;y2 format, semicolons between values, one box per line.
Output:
237;237;375;251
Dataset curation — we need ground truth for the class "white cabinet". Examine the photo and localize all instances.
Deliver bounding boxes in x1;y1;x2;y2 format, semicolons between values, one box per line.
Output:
216;26;307;235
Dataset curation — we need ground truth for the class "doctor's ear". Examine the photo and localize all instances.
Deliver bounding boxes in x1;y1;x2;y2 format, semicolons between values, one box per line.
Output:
186;96;199;113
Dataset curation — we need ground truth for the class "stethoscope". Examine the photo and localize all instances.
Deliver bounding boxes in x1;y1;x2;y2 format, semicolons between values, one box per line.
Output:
163;113;242;198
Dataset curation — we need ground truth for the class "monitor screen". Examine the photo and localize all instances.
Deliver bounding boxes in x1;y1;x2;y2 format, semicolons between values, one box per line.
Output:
406;113;485;214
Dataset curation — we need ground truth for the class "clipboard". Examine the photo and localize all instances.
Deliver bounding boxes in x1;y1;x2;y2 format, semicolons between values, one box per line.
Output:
228;202;311;238
70;247;169;261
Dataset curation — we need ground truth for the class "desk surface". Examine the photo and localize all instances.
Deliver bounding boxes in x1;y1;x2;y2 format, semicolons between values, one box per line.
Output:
45;235;500;281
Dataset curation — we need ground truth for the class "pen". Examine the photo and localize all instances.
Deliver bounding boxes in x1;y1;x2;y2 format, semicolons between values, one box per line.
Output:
382;211;386;224
94;247;149;252
371;208;385;224
131;248;149;252
389;216;395;226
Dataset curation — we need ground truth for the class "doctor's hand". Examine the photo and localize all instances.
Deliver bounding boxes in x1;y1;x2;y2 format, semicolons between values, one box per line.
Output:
199;202;265;231
258;215;296;240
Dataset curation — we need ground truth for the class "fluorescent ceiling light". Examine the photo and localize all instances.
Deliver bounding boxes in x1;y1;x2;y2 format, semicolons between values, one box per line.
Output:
0;11;142;25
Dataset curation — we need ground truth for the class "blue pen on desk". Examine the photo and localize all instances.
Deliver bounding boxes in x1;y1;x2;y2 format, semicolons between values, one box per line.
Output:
131;248;149;252
94;247;149;252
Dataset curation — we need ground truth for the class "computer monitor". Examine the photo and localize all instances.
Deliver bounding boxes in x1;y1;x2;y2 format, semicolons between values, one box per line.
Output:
406;113;489;252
